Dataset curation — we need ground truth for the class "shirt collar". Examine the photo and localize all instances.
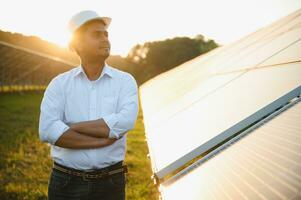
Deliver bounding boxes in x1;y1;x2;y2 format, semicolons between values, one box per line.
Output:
73;63;114;79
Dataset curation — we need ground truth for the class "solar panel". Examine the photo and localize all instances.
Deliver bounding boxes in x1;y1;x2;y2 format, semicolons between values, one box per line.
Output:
219;27;301;74
146;64;301;179
160;98;301;200
0;41;74;87
139;9;301;179
209;14;301;74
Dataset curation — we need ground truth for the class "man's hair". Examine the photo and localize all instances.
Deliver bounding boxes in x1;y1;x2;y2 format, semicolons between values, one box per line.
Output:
68;19;106;54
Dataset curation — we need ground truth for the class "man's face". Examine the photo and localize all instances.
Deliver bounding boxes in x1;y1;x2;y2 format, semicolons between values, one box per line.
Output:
77;20;111;59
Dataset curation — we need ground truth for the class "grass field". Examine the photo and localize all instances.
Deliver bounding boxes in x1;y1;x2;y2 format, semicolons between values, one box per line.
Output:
0;92;158;200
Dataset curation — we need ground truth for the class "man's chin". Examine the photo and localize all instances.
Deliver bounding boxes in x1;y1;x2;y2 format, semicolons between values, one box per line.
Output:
99;52;110;60
97;49;110;59
101;49;111;56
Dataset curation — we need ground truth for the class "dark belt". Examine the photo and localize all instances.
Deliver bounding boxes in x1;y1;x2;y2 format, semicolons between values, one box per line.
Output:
53;161;128;180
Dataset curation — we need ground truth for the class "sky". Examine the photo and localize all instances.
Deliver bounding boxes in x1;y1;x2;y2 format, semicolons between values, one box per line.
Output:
0;0;301;56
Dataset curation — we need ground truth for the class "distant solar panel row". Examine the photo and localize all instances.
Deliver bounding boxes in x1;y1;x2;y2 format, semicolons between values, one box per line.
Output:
0;41;73;87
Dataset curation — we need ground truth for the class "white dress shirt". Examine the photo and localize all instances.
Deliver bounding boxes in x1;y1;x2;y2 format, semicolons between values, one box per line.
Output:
39;64;139;170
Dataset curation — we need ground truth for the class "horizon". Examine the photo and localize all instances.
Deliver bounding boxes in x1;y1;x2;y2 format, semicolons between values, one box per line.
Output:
0;0;300;56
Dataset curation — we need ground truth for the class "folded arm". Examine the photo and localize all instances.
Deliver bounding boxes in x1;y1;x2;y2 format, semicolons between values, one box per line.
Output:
54;128;116;149
38;76;116;149
68;118;110;138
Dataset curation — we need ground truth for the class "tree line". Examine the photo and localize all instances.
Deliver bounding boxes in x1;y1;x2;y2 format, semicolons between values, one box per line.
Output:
0;30;219;85
124;35;219;84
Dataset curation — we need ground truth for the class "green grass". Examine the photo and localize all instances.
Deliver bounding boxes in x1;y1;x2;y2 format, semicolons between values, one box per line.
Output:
0;92;158;200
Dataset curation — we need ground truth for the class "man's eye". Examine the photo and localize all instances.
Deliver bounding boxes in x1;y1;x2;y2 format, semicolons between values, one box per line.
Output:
94;32;101;37
93;32;108;38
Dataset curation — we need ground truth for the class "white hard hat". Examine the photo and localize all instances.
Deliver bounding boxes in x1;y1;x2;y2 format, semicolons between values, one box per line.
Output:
68;10;111;34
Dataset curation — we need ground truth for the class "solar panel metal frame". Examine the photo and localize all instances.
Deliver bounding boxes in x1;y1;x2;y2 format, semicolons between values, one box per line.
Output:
154;85;301;180
161;94;301;186
161;94;301;193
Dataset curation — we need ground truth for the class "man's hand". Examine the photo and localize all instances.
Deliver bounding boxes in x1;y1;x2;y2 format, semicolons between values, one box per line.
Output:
54;128;117;149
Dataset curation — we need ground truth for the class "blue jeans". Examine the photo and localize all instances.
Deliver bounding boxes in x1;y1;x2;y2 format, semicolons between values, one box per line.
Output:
48;168;125;200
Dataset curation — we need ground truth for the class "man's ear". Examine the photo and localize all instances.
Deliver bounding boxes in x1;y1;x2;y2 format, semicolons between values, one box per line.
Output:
75;40;84;52
70;40;82;55
68;42;75;52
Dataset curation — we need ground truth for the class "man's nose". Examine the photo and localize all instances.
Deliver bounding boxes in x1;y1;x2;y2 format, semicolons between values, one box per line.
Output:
99;40;110;47
99;37;109;43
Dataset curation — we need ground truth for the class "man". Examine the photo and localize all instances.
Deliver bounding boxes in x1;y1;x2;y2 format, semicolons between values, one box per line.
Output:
39;10;139;200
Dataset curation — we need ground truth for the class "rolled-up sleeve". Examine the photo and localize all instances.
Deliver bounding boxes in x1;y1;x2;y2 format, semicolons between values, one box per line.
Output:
39;76;69;145
103;74;139;139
